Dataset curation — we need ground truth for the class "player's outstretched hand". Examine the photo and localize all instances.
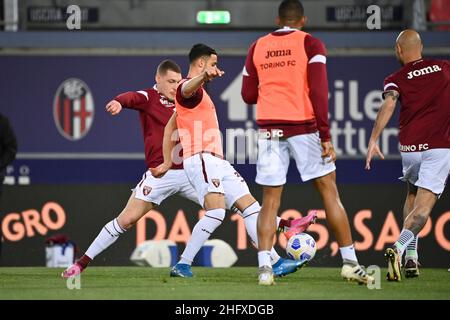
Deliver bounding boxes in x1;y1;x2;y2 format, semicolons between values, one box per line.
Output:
365;141;384;170
150;163;171;178
321;141;336;163
105;100;122;115
204;66;225;82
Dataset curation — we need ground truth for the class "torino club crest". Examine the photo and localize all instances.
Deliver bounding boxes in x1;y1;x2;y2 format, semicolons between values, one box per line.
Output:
53;78;94;140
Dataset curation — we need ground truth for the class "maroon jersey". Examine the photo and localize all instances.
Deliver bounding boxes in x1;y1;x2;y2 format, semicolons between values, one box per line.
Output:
383;58;450;151
115;86;182;169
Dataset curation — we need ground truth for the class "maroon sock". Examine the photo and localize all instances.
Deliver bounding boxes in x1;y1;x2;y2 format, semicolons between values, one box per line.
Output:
278;219;291;230
77;255;92;269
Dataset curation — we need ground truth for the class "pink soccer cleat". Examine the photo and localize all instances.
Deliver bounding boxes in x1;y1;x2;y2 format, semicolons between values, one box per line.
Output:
61;262;84;278
284;210;317;240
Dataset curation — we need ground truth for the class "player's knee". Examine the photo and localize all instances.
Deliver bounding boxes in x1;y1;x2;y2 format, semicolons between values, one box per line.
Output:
235;194;256;208
205;208;226;222
117;220;133;230
314;176;328;189
117;214;138;230
237;200;261;218
315;175;338;195
204;193;226;210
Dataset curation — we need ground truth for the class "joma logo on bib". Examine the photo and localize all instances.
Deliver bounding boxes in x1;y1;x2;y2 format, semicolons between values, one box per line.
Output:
265;49;292;59
407;65;442;79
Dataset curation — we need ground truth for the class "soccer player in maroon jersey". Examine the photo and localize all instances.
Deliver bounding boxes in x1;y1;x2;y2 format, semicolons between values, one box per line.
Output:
61;59;313;278
366;30;450;281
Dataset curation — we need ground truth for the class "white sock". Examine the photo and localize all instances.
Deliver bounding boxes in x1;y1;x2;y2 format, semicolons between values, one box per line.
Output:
240;202;281;265
85;218;126;259
258;251;272;269
179;208;225;265
276;216;281;228
405;236;418;260
270;249;281;265
394;229;415;256
340;244;358;264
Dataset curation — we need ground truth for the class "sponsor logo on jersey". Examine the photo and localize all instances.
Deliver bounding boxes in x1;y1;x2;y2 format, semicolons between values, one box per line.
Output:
265;49;292;59
53;78;94;141
407;65;442;79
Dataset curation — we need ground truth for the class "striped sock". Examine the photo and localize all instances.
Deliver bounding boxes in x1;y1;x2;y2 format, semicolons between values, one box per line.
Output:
85;218;126;259
405;236;418;260
394;229;415;256
179;208;225;265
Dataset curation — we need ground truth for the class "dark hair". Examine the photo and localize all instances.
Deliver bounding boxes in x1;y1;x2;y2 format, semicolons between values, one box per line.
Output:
188;43;217;64
157;59;181;75
278;0;304;21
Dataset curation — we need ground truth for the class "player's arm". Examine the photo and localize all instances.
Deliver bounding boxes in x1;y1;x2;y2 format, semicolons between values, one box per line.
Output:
306;36;334;162
150;112;178;178
241;42;259;104
181;67;224;98
365;91;399;170
105;90;149;115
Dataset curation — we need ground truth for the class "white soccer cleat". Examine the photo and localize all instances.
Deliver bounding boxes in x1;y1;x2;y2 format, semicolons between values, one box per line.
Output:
341;261;374;285
258;266;275;286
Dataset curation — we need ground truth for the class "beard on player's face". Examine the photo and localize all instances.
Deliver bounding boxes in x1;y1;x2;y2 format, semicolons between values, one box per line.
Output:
201;55;218;71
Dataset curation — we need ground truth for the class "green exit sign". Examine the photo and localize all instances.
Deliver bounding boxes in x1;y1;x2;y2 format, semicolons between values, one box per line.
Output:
196;11;231;24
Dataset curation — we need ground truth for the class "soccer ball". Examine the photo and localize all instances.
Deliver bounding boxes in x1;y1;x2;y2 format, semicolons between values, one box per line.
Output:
286;233;316;262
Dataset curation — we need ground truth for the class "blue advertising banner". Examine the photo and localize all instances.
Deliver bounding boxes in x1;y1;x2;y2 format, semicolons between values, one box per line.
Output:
0;54;448;184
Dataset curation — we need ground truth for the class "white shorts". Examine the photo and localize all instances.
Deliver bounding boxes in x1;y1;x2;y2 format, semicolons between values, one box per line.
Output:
134;169;199;205
183;153;251;209
400;148;450;196
256;132;336;186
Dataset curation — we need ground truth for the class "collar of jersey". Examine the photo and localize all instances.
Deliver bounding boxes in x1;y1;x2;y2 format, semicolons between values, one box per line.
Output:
153;84;173;104
274;26;298;32
408;58;424;66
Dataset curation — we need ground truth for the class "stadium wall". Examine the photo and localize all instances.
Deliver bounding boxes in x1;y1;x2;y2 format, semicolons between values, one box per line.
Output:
1;184;449;267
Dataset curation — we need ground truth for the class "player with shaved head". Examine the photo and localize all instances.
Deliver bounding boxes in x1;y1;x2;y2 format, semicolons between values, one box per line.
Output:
366;30;450;281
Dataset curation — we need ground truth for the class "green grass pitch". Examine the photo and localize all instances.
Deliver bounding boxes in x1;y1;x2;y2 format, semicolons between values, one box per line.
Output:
1;267;449;300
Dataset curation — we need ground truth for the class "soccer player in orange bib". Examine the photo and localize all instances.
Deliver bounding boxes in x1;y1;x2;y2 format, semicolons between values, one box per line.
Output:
152;44;317;279
242;0;373;285
366;30;450;281
61;59;311;279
